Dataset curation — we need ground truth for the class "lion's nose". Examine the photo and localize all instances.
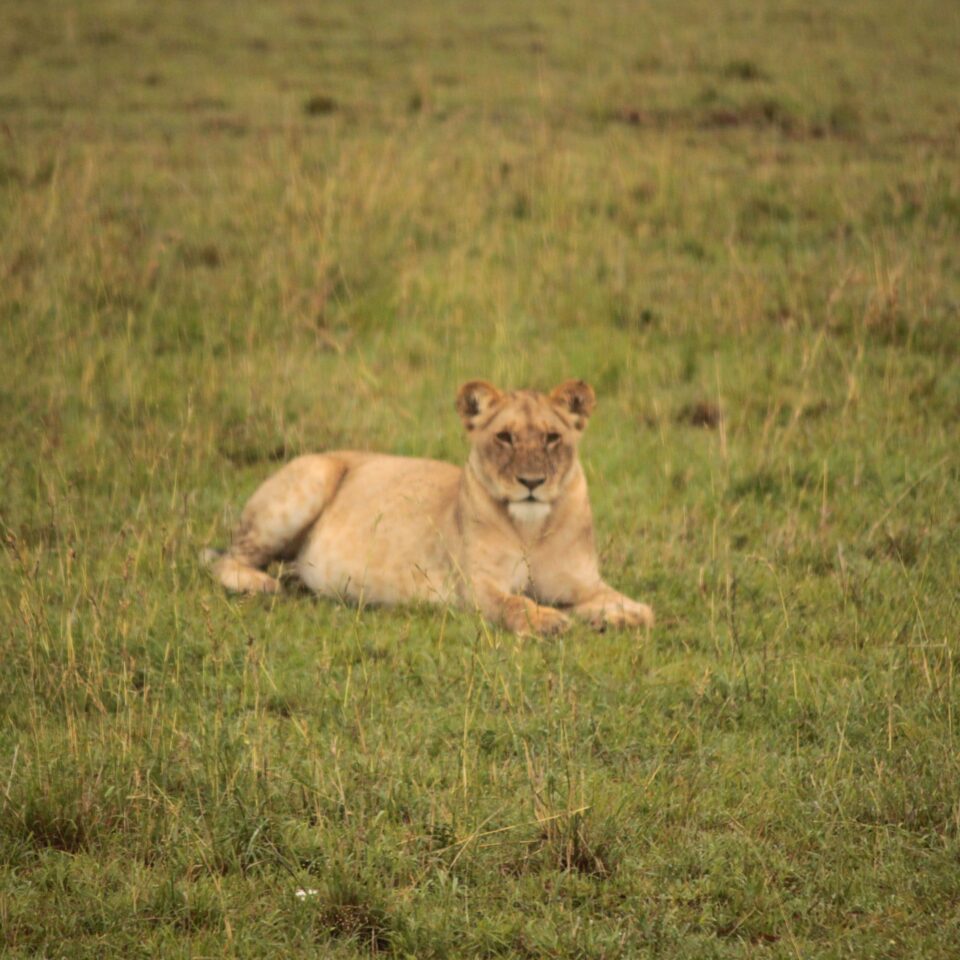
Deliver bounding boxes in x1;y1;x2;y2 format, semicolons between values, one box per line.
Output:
518;476;545;491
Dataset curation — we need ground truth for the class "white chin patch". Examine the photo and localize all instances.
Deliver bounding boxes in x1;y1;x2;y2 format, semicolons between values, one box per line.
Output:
507;500;552;524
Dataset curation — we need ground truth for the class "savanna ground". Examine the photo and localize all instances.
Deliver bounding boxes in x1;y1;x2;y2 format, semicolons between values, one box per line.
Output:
2;0;959;956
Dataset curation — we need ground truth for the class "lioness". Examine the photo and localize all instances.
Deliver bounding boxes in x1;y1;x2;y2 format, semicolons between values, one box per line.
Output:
203;380;653;635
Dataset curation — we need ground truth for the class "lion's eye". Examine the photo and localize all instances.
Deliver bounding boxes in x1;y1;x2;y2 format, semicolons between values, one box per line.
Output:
545;432;561;446
495;431;513;445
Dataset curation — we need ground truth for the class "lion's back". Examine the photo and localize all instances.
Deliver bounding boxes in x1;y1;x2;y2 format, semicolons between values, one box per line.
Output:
295;453;463;604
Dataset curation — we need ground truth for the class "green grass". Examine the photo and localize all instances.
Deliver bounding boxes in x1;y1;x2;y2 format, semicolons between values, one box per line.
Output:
2;0;959;955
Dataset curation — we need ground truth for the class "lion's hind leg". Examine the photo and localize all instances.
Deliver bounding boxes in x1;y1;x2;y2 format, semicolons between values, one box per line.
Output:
203;454;347;595
201;548;282;594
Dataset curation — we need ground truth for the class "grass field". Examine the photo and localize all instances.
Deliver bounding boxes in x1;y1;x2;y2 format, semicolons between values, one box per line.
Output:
2;0;959;955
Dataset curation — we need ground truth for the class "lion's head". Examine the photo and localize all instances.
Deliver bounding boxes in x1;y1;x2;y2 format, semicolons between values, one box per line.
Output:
456;379;596;521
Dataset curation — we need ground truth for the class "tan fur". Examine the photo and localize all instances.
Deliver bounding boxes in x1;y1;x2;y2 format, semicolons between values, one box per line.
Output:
203;380;654;635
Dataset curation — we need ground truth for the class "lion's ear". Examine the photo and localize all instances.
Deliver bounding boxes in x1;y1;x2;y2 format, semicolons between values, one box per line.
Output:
550;379;596;430
456;380;503;431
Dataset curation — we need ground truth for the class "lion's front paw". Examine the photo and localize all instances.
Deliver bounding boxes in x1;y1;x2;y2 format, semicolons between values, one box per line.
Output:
504;598;571;636
603;601;654;630
529;605;572;636
581;598;654;631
